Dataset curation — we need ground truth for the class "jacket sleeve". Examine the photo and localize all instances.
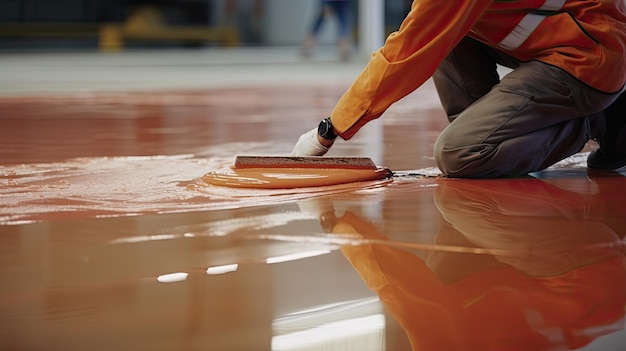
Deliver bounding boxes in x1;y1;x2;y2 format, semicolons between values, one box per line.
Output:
333;212;463;350
331;0;492;139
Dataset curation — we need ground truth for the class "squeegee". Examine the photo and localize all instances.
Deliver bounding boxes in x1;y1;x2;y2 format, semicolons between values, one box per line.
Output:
203;156;392;189
233;156;379;170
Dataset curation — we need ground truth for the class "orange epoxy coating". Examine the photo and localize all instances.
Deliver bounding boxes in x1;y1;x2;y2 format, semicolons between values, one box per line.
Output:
203;166;393;189
2;81;625;351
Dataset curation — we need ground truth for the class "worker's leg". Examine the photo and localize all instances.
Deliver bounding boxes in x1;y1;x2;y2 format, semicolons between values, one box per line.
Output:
433;61;619;178
587;90;626;170
432;36;515;122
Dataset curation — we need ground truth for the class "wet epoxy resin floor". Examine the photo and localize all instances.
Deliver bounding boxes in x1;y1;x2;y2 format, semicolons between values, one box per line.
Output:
1;51;626;351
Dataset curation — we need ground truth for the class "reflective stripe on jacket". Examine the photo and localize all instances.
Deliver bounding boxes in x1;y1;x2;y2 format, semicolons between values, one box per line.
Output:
331;0;626;140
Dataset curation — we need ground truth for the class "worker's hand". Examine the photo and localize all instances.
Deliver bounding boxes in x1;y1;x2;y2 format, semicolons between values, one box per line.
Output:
298;198;334;218
291;128;333;156
297;198;338;233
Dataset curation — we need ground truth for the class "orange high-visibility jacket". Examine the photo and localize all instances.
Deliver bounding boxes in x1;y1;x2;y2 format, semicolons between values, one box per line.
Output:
331;0;626;139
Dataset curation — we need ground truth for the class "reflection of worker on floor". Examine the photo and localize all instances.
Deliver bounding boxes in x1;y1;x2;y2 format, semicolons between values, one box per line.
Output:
309;177;626;350
301;0;352;61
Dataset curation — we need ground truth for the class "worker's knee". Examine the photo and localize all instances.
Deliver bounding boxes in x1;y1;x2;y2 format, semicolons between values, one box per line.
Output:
433;146;460;178
434;134;466;178
433;133;494;178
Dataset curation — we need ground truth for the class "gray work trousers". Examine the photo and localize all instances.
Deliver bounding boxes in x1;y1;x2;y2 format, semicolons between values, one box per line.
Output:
432;37;621;178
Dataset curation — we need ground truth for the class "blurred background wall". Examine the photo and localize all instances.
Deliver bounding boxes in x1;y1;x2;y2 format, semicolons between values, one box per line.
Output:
0;0;411;51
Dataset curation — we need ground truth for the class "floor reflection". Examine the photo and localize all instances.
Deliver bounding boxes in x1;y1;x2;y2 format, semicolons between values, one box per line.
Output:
315;174;626;350
1;85;625;350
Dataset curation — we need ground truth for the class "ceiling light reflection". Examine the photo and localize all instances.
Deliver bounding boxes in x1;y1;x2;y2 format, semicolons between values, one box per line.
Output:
266;250;331;264
156;272;188;283
272;314;385;350
206;264;239;275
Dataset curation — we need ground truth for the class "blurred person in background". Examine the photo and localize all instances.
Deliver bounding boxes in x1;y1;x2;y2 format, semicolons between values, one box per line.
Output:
291;0;626;178
301;0;353;61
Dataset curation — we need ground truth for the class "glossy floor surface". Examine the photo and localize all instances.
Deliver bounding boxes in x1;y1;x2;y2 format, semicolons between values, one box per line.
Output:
1;49;625;351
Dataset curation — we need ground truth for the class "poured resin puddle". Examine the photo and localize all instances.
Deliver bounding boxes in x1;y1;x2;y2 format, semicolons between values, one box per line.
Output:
203;167;393;189
204;156;394;189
